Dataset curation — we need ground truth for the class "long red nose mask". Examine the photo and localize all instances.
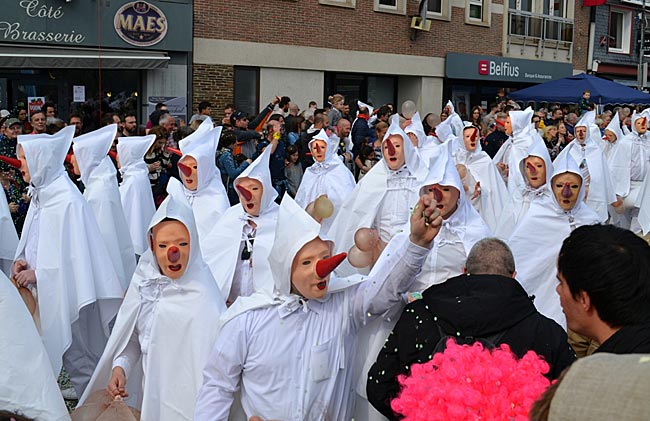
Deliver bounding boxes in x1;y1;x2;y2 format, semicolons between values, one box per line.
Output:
316;252;347;279
314;143;324;154
526;161;537;175
432;187;443;202
0;155;22;169
561;183;572;198
65;154;74;164
167;246;181;263
108;150;118;160
470;129;478;142
167;147;182;157
178;162;192;177
639;117;647;128
236;185;252;201
386;139;396;156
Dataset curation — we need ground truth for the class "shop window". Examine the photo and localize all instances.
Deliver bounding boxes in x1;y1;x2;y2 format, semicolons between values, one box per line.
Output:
374;0;406;15
234;67;259;117
426;0;451;21
466;0;490;26
319;0;356;8
609;9;632;54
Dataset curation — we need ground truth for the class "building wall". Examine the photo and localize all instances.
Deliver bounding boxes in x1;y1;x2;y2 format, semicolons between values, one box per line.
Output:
192;64;234;121
573;3;592;72
592;0;640;67
259;68;324;111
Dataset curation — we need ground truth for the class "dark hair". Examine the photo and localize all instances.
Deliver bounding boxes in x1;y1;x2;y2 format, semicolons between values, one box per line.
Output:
155;102;167;111
558;224;650;327
313;113;327;126
198;101;212;112
42;102;55;113
268;113;284;122
286;144;299;156
30;110;44;120
124;110;137;119
308;100;317;107
149;110;164;126
287;116;305;134
219;131;237;149
376;105;391;119
223;103;235;111
279;96;291;108
101;112;116;127
68;112;82;123
149;126;168;140
359;145;374;161
173;126;194;143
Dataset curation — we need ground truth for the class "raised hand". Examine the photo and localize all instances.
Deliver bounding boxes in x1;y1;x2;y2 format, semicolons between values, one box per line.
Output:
409;195;443;248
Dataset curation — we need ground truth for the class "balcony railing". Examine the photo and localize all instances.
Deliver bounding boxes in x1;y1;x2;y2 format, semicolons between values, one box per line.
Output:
508;9;574;44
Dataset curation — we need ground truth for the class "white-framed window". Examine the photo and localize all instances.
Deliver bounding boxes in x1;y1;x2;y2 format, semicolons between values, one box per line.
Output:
426;0;451;21
608;9;632;54
466;0;490;26
374;0;406;15
319;0;356;9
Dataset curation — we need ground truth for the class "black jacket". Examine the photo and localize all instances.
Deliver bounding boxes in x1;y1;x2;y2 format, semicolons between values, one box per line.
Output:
482;130;508;158
595;323;650;354
366;274;576;420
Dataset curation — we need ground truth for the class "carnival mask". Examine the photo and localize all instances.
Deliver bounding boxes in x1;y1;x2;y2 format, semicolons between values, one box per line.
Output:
151;219;191;280
463;127;479;152
552;172;582;211
310;140;327;163
178;155;198;191
290;237;346;300
236;177;263;216
524;156;546;189
424;183;459;220
383;134;405;171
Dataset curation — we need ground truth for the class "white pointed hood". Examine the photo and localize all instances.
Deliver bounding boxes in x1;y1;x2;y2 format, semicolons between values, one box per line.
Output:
575;110;595;130
72;124;117;185
518;139;554;189
178;117;219;191
550;143;587;207
234;145;277;213
419;150;464;203
604;112;624;142
434;116;455;144
117;134;156;170
269;194;326;296
18;125;75;189
357;100;374;117
631;110;647;135
509;107;534;139
384;114;426;175
404;111;426;145
458;123;483;154
308;128;340;165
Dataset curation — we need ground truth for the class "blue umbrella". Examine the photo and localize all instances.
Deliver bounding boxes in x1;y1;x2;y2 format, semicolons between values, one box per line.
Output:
509;73;650;105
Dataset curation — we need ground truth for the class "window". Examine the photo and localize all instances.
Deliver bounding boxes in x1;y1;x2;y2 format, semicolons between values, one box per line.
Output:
319;0;356;8
234;67;259;117
426;0;450;20
609;9;632;54
374;0;406;15
466;0;490;25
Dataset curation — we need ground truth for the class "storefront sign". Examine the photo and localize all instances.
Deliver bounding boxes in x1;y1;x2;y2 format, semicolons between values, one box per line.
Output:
114;1;167;47
0;0;191;51
446;53;573;83
148;96;187;120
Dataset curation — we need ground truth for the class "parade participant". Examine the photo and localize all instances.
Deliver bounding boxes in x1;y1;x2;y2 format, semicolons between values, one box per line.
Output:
495;139;554;238
12;125;124;397
202;146;279;304
493;107;535;191
79;181;226;420
351;100;376;159
73;124;136;290
177;118;230;251
0;158;18;276
554;110;617;222
117;134;157;257
0;271;70;421
194;193;441;420
295;129;356;233
508;147;599;329
367;238;575;420
453;124;510;233
328;115;428;276
557;224;650;354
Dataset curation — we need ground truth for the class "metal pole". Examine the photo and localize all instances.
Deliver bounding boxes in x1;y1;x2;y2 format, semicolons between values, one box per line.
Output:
640;0;647;90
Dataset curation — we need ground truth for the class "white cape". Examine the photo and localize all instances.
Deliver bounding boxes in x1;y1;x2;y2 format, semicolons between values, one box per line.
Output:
0;186;18;277
73;124;136;290
0;272;70;421
118;134;157;255
493;107;535;195
16;126;123;387
295;128;356;233
80;186;226;420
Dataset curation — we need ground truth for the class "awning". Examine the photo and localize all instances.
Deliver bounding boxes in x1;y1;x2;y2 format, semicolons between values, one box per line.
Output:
0;44;169;69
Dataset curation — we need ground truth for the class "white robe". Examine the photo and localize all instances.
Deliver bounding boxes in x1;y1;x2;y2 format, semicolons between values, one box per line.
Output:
0;271;70;421
80;186;226;420
73;124;136;290
493;107;535;193
0;187;18;277
117;135;157;255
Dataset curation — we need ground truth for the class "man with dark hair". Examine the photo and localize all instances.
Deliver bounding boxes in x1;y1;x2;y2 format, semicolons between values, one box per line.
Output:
557;224;650;354
351;105;377;160
222;103;235;125
198;101;212;116
69;113;83;137
367;237;575;420
482;112;508;158
122;111;137;136
372;105;391;129
298;109;329;169
278;96;291;114
101;112;116;128
42;102;56;118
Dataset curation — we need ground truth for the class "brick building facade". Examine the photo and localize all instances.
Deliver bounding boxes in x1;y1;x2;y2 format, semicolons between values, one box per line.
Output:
192;0;590;120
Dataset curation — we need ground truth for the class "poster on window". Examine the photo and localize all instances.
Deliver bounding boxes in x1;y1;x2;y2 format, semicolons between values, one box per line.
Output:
27;97;45;117
452;91;471;121
147;96;187;122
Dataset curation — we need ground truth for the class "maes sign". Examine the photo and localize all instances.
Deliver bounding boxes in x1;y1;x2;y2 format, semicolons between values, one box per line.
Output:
114;1;167;47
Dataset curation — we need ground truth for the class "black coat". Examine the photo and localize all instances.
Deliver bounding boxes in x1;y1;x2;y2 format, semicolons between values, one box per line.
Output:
366;274;576;420
595;323;650;354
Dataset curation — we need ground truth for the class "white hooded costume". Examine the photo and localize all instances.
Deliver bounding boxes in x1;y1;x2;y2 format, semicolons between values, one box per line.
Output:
295;128;356;233
79;182;226;421
73;124;136;290
495;139;554;239
453;124;510;233
0;271;70;421
604;112;635;229
0;186;18;277
15;125;123;396
327;115;428;276
117;134;157;256
202;146;279;304
555;110;616;222
493;107;535;191
194;194;430;421
178;118;230;251
508;147;599;329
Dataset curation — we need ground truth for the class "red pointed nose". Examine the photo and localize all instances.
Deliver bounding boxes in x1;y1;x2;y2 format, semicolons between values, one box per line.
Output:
386;138;396;156
178;162;192;177
65;154;74;164
167;147;182;157
167;246;181;263
108;150;118;160
641;117;647;127
236;184;252;201
526;161;537;175
432;187;442;202
316;252;347;279
315;143;323;153
562;182;572;198
470;128;478;142
0;155;22;169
